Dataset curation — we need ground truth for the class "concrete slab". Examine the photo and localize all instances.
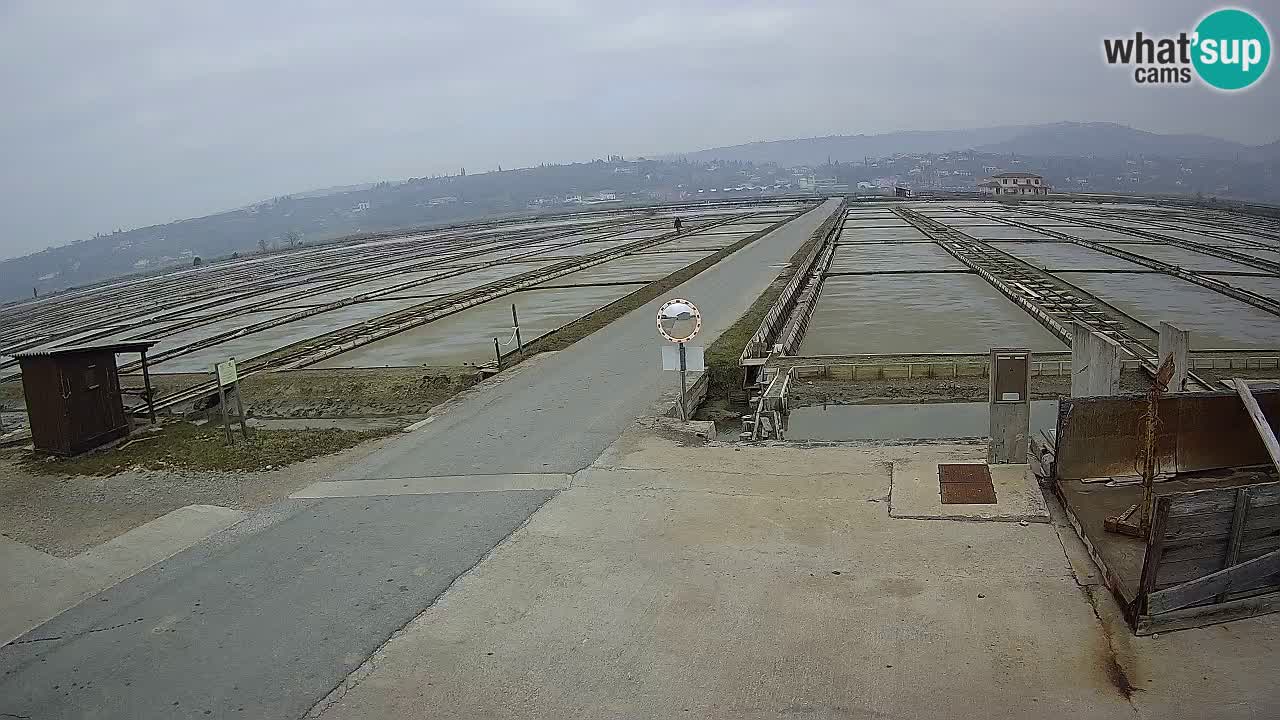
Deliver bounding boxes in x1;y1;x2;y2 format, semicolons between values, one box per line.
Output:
891;457;1050;522
69;505;247;581
1;505;245;646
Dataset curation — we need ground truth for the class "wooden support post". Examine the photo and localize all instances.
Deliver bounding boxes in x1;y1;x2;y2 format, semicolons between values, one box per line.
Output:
1138;496;1171;614
140;348;157;424
218;382;232;445
1217;488;1250;603
494;337;502;370
512;304;523;357
233;381;249;441
1234;378;1280;474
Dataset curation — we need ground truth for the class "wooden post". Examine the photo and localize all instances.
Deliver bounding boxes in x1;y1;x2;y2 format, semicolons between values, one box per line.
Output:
233;382;249;441
218;382;232;445
512;304;523;357
494;337;502;369
1216;488;1250;603
1235;378;1280;474
140;348;157;424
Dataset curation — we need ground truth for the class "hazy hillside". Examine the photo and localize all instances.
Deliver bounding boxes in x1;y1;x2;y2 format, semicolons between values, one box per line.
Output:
974;122;1249;158
673;125;1029;166
677;122;1258;165
5;122;1277;304
0;160;790;302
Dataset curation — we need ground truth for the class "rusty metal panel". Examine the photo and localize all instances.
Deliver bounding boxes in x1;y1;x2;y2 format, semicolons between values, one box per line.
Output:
1056;395;1176;480
1057;390;1280;481
939;464;992;484
1177;392;1280;474
939;464;997;504
941;482;998;504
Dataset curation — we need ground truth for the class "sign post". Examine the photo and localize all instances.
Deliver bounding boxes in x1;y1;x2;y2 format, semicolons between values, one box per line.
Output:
657;298;703;421
212;358;248;444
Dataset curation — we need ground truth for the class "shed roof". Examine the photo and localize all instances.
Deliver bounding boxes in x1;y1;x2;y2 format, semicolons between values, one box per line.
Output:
15;340;159;359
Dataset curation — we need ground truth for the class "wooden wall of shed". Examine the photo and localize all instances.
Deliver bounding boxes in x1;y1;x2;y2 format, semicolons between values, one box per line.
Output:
17;350;130;456
18;355;69;454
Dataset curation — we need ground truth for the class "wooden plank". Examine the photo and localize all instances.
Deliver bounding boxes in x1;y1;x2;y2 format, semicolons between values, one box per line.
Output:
1216;488;1249;603
1235;378;1280;474
1166;503;1280;541
1154;556;1228;590
1138;589;1280;635
1147;547;1280;614
1161;538;1229;564
1165;482;1280;517
1138;495;1172;609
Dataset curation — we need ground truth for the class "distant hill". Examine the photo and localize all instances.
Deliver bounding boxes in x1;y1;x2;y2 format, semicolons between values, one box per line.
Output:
0;160;796;303
672;125;1029;166
1255;139;1280;161
675;122;1260;165
974;122;1249;158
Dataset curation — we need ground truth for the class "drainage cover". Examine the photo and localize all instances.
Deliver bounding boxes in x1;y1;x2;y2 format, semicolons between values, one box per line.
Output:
939;463;997;504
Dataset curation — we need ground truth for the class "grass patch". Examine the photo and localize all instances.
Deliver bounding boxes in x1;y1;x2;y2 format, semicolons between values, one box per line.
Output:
18;422;398;476
702;204;844;405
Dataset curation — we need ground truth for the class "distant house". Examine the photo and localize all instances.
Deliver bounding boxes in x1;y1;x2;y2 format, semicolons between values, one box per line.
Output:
983;172;1050;196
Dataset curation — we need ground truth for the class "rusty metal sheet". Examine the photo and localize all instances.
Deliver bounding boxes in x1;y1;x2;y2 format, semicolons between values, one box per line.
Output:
1056;395;1176;480
1056;390;1280;481
1177;391;1280;474
941;482;998;504
939;464;997;504
939;463;992;484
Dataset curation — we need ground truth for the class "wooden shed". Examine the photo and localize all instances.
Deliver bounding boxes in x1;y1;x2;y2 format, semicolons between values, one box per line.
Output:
15;341;158;456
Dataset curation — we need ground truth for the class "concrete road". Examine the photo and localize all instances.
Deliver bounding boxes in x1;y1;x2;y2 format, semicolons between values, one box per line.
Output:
0;199;842;719
336;197;842;479
0;492;554;719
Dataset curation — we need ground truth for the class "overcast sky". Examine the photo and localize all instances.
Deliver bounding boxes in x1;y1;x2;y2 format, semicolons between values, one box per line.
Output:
1;0;1276;259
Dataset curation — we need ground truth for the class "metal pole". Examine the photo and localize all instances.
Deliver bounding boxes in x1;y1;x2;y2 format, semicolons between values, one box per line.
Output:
233;382;249;441
494;337;502;369
512;304;523;357
218;382;232;445
140;348;157;424
678;341;688;421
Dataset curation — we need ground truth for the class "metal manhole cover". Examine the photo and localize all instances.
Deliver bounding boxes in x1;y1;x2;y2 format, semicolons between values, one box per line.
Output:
939;464;997;505
938;464;992;484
